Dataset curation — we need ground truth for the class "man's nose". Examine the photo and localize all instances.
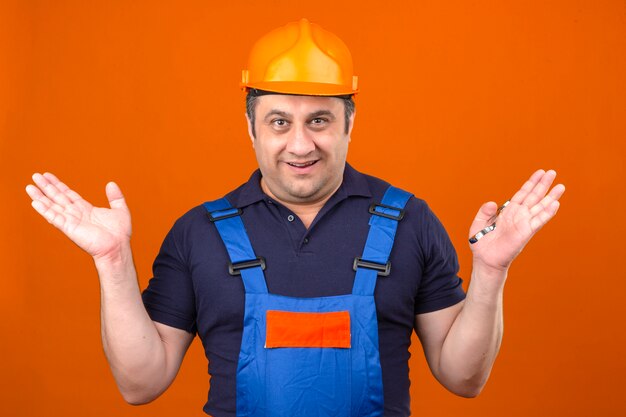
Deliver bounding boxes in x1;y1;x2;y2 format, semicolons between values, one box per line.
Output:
285;124;315;156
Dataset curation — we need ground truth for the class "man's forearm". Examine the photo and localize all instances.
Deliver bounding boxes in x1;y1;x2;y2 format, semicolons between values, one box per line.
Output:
96;244;169;404
437;263;506;397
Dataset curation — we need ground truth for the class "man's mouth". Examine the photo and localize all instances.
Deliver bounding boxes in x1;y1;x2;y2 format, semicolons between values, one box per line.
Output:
286;161;318;168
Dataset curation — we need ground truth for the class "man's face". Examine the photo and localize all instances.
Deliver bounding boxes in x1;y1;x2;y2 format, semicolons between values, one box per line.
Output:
247;94;354;206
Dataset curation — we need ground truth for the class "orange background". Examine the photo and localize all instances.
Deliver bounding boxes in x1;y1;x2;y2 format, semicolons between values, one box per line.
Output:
2;1;625;416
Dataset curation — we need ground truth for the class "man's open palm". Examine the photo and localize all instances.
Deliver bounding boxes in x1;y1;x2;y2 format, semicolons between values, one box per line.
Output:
26;172;131;261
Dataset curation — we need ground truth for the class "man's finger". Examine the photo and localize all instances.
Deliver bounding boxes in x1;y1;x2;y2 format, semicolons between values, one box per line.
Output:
469;201;498;237
106;182;128;211
32;173;73;207
476;201;498;221
529;184;565;217
31;199;67;229
26;184;65;214
530;200;560;232
26;183;45;200
522;170;557;208
509;169;545;204
42;172;84;204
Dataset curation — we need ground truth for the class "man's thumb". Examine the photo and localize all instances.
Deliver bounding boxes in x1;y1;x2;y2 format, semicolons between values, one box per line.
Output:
105;182;128;211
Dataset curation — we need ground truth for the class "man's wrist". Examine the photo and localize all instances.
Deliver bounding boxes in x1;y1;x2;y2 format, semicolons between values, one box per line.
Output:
93;242;134;274
470;259;509;295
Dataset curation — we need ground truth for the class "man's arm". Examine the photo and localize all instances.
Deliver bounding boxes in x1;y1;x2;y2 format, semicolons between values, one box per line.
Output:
26;172;192;404
415;274;503;398
415;169;564;397
96;244;194;404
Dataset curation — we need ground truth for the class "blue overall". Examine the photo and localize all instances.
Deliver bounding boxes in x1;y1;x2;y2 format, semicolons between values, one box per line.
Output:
203;186;412;417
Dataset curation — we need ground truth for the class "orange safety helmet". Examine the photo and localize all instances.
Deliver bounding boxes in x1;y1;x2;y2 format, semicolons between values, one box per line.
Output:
241;18;358;96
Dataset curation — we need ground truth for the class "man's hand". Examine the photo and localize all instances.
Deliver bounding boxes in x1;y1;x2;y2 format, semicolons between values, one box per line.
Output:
416;170;565;398
469;169;565;274
26;172;131;262
26;172;191;403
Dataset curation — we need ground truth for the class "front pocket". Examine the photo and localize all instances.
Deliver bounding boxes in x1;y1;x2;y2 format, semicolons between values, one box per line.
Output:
265;310;351;348
265;346;352;416
264;310;352;416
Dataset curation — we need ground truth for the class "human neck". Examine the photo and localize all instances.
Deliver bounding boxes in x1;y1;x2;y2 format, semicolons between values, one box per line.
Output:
286;200;327;229
260;180;338;229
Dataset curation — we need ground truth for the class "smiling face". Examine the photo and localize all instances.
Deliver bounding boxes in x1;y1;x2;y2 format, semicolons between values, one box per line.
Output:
247;94;354;207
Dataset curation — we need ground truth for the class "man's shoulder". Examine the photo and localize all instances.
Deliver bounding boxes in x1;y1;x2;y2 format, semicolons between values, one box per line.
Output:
169;171;262;231
348;166;430;213
167;204;210;237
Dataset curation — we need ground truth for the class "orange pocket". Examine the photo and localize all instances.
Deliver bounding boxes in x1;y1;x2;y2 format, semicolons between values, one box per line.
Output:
265;310;351;348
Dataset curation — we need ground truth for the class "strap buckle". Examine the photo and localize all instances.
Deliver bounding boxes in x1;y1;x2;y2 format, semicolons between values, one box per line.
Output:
368;203;405;221
353;257;391;277
228;257;266;276
207;208;243;222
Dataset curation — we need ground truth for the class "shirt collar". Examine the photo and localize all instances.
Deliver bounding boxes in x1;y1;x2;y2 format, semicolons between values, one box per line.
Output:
228;162;372;208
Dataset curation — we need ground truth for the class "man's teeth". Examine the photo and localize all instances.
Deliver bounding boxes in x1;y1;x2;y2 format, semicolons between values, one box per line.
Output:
288;161;316;167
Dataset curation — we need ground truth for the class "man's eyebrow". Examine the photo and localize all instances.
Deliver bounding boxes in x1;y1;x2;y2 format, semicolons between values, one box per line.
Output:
263;109;292;121
262;109;337;121
308;110;336;120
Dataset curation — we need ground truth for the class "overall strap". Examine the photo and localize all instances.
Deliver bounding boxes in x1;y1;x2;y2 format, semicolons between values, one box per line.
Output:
353;186;412;296
203;198;268;294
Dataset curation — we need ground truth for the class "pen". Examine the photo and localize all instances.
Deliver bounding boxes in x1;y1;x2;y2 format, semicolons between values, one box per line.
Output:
469;200;510;244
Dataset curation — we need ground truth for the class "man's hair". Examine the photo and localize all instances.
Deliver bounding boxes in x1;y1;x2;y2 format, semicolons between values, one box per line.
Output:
245;90;355;138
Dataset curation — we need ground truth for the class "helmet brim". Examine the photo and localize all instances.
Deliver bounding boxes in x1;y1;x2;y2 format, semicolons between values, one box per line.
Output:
243;81;357;96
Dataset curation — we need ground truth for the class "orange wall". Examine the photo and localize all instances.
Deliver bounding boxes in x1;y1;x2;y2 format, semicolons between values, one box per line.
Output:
2;1;625;416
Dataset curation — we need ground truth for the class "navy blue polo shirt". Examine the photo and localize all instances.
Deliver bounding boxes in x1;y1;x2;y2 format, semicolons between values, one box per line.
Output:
142;163;465;417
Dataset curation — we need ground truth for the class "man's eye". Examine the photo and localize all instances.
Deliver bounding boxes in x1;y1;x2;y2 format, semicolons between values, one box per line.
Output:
310;118;326;125
272;119;288;127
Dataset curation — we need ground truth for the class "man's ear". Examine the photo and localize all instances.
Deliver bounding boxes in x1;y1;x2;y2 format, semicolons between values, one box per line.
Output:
245;113;255;146
348;109;356;142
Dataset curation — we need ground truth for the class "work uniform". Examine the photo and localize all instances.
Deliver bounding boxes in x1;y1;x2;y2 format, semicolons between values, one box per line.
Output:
142;164;465;416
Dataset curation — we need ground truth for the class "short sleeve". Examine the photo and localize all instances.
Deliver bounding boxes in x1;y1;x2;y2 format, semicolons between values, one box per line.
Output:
142;220;197;334
414;204;466;315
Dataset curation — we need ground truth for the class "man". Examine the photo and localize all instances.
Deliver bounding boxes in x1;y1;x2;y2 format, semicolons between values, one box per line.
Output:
25;19;565;417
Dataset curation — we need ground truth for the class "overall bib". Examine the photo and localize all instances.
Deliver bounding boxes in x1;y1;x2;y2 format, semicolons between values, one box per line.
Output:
204;186;411;417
